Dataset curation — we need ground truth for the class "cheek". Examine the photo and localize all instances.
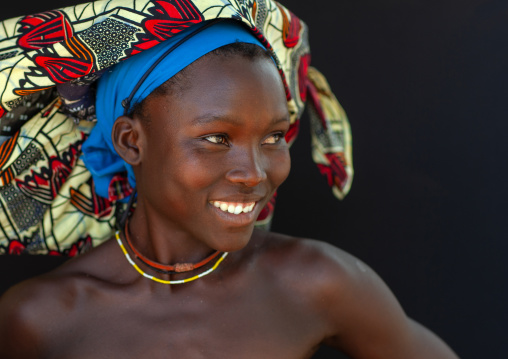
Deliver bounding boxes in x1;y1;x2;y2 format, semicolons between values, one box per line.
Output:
152;156;215;219
162;150;219;191
268;148;291;188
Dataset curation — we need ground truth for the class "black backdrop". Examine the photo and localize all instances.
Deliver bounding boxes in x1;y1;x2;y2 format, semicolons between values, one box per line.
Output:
1;1;507;358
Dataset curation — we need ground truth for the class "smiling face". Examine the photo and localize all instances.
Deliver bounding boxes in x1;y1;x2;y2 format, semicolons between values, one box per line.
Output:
122;50;290;254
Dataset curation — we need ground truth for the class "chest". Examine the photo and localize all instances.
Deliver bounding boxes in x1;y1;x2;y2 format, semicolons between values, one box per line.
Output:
48;281;325;359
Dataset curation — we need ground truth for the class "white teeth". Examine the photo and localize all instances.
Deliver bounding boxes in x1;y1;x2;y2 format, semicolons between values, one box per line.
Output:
210;201;256;215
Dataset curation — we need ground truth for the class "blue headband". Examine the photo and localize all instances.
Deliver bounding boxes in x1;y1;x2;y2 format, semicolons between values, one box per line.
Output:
82;21;266;201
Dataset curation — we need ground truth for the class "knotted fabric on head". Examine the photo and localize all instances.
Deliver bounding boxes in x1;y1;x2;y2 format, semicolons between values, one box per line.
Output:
82;21;266;201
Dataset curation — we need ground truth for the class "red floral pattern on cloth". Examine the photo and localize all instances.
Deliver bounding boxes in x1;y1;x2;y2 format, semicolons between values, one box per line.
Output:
16;141;82;203
17;11;74;51
35;56;93;84
70;179;115;219
8;235;92;256
107;174;134;202
277;3;301;49
317;153;349;190
130;0;204;55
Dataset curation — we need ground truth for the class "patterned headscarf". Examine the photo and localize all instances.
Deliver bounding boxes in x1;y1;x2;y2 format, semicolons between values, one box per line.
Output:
0;0;353;255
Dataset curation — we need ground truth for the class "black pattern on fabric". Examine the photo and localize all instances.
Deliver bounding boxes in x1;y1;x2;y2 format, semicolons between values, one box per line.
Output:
0;90;56;136
80;18;138;68
1;184;49;232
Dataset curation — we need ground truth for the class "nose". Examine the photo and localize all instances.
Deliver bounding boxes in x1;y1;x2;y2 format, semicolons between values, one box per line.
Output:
225;147;267;187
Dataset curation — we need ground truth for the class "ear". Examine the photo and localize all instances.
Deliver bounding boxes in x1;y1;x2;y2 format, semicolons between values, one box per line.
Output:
111;116;145;166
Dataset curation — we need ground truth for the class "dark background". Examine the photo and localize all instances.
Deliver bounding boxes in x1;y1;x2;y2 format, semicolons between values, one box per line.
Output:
1;1;507;358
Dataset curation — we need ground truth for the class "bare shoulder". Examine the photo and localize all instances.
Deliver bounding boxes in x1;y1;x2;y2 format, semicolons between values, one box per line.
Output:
250;230;381;323
252;230;372;295
0;239;122;358
0;272;76;358
251;230;459;358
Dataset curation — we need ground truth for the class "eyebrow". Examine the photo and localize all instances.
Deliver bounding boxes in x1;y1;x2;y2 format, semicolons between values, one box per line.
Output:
191;113;289;126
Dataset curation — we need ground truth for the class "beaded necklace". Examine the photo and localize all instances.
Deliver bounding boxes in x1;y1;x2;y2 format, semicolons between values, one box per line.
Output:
123;218;221;274
115;231;228;285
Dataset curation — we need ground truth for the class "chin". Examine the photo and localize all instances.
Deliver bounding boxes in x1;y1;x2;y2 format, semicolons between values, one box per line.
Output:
211;227;254;252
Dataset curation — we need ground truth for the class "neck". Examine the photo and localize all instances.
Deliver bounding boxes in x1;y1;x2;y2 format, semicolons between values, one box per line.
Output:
127;204;217;267
124;216;220;273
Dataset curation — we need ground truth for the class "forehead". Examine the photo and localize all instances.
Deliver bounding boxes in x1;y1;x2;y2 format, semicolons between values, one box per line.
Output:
145;54;289;127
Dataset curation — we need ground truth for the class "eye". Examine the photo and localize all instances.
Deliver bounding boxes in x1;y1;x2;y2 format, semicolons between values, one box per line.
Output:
203;134;229;146
262;133;284;145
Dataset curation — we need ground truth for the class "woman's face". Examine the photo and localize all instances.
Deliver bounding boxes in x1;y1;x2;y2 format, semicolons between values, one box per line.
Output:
134;52;291;252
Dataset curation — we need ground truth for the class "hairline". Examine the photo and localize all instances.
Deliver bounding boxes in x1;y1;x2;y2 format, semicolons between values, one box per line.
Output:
129;42;273;122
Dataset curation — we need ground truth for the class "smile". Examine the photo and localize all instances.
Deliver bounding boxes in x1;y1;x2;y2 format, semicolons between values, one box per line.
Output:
210;201;256;214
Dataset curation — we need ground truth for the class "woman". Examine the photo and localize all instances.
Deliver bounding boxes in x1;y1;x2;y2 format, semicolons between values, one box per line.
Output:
0;1;458;358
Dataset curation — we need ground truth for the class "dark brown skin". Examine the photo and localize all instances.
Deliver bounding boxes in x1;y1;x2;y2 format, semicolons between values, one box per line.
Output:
0;54;459;359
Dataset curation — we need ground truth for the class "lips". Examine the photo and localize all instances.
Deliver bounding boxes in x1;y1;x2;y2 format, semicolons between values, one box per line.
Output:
209;201;256;214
